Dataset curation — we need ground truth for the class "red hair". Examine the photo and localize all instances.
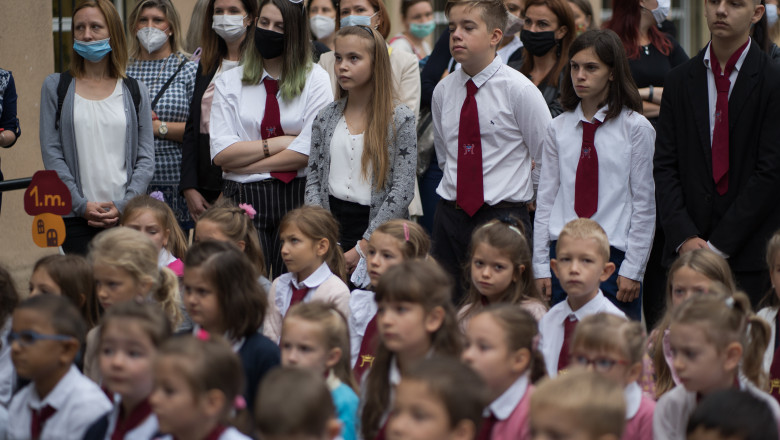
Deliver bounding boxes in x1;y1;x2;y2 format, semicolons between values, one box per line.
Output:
604;0;671;59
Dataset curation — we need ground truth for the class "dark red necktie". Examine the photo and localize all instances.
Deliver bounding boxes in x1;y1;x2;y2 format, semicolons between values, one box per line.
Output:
262;78;297;184
30;405;56;439
456;79;484;217
475;411;498;440
290;283;309;307
710;40;749;196
558;314;578;372
111;398;153;440
574;120;602;218
768;318;780;404
353;316;379;382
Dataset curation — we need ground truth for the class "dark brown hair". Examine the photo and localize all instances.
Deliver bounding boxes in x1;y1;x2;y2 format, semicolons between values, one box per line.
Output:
279;206;347;282
361;259;462;439
401;0;432;19
560;29;642;122
0;265;18;327
200;0;259;74
520;0;576;88
444;0;507;38
16;294;87;349
255;368;336;437
71;0;128;79
198;200;267;277
476;305;547;382
183;240;267;339
33;255;100;329
122;194;188;259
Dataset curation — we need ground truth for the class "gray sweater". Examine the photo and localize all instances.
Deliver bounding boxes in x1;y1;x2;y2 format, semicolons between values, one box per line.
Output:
39;73;155;217
305;98;417;241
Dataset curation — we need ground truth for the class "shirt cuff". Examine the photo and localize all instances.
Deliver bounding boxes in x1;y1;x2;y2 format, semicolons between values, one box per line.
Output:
617;262;643;282
675;235;699;253
533;263;551;279
707;241;729;259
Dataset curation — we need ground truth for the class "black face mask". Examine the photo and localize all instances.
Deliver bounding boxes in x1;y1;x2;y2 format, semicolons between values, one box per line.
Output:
254;27;285;59
520;29;557;57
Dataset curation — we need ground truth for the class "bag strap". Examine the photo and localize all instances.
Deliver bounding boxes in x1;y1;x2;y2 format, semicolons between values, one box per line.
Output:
122;76;142;122
55;71;74;130
151;58;187;110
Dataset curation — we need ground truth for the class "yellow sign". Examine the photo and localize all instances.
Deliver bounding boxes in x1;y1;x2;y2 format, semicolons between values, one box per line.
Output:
31;214;66;248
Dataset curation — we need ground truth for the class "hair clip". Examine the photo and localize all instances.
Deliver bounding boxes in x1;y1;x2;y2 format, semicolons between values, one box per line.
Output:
196;328;211;341
238;203;256;219
725;297;735;309
150;191;165;202
403;222;410;242
234;395;247;410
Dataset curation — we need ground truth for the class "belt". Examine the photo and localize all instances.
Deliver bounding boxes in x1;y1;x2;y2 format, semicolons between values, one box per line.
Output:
441;199;527;211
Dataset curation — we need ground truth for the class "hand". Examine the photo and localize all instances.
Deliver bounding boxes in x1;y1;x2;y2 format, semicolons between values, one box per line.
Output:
87;202;119;228
535;278;552;301
151;111;159;120
616;276;640;302
183;189;211;221
679;236;709;254
345;246;361;274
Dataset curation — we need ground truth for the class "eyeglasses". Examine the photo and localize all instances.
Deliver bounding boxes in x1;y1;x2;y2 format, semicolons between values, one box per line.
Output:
6;330;74;348
570;354;628;373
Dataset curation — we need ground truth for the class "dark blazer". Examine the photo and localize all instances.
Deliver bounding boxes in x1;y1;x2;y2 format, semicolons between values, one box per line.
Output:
654;41;780;270
239;331;280;413
180;62;223;202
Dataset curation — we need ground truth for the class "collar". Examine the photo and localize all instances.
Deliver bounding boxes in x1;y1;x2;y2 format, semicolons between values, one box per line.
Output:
191;325;246;352
456;54;503;89
575;103;609;125
290;262;332;289
624;382;642;419
260;69;279;82
389;356;402;387
29;365;79;411
325;369;342;392
703;39;751;73
112;395;154;437
562;290;608;320
485;373;530;420
158;249;176;268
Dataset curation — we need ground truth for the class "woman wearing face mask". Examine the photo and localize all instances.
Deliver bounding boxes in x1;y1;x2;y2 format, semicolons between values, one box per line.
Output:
308;0;338;53
39;0;154;255
181;0;258;222
210;0;334;277
126;0;198;231
389;0;435;64
509;0;574;118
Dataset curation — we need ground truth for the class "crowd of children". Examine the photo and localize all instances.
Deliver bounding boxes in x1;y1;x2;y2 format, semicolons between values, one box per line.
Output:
6;0;780;438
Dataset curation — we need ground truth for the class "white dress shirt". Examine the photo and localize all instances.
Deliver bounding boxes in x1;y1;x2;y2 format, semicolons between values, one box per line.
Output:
624;382;643;420
538;291;625;377
758;306;778;375
485;373;529;420
348;289;377;368
210;65;334;183
533;104;656;281
102;395;158;440
7;365;112;440
328;116;372;206
432;55;551;204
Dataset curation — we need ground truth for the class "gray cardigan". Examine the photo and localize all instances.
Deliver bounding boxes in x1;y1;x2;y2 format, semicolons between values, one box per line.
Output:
305;98;417;241
39;73;155;217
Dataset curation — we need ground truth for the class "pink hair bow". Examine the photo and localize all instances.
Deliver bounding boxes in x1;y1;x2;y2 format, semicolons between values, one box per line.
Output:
239;203;256;219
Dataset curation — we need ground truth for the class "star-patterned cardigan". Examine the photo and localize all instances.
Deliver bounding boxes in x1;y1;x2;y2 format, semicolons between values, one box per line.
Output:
305;98;417;241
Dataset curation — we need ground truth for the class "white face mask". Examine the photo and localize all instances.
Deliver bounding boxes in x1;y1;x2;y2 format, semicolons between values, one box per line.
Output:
137;26;169;54
767;4;779;28
652;0;671;26
504;11;523;36
212;14;248;42
310;15;336;39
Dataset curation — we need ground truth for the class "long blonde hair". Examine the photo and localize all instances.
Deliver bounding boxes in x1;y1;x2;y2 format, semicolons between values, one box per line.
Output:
127;0;187;59
334;26;397;190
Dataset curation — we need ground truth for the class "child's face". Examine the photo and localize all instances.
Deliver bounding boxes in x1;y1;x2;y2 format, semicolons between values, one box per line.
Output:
705;0;763;42
182;266;224;334
569;345;635;387
470;243;518;302
124;209;170;253
448;4;502;74
195;219;232;243
377;301;442;358
387;379;457;440
670;266;713;308
569;47;612;105
281;316;336;374
367;232;405;288
150;356;205;437
99;319;157;407
93;263;148;310
530;406;599;440
669;323;738;396
551;236;613;309
462;313;526;395
29;268;62;297
770;250;780;302
334;34;373;92
280;225;327;281
10;308;74;381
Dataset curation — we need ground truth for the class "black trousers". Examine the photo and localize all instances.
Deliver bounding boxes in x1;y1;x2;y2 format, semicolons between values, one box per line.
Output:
62;217;103;255
431;200;531;305
223;178;305;278
328;196;370;252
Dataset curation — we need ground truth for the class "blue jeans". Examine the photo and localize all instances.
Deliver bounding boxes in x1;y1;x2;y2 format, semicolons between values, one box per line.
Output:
549;241;642;321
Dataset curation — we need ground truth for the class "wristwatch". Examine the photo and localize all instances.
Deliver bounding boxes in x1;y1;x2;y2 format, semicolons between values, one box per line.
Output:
158;121;168;139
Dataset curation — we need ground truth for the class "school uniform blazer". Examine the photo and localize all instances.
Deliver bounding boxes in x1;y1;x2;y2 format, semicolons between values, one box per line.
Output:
238;331;280;413
654;41;780;270
304;98;417;241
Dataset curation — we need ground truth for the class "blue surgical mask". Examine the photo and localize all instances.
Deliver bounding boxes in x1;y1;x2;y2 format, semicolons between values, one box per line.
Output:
409;20;435;38
652;0;671;26
73;38;112;62
767;4;779;28
340;12;376;28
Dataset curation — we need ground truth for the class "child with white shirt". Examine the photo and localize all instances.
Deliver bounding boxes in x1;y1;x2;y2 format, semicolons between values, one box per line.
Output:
461;305;546;440
182;240;280;414
6;295;112;440
537;218;626;377
264;206;350;342
431;0;552;302
570;313;654;440
533;29;655;321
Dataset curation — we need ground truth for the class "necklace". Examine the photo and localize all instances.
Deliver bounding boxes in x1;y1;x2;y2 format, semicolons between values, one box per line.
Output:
153;54;171;88
642;45;650;56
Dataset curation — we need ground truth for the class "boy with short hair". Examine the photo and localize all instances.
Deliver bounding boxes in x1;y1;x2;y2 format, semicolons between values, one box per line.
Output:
537;218;626;377
431;0;551;302
6;295;111;440
686;389;778;440
530;370;627;440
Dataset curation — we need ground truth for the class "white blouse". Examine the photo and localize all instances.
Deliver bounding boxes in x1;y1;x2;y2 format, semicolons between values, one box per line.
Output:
74;79;128;203
328;116;372;206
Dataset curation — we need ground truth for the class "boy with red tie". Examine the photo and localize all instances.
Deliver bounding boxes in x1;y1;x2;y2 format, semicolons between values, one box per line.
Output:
431;0;551;302
654;0;780;307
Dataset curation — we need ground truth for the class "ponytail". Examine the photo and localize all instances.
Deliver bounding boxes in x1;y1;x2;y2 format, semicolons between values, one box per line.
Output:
153;267;183;330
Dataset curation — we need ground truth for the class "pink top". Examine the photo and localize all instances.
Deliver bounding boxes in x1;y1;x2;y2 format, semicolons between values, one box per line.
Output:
622;392;655;440
486;374;533;440
167;259;184;278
